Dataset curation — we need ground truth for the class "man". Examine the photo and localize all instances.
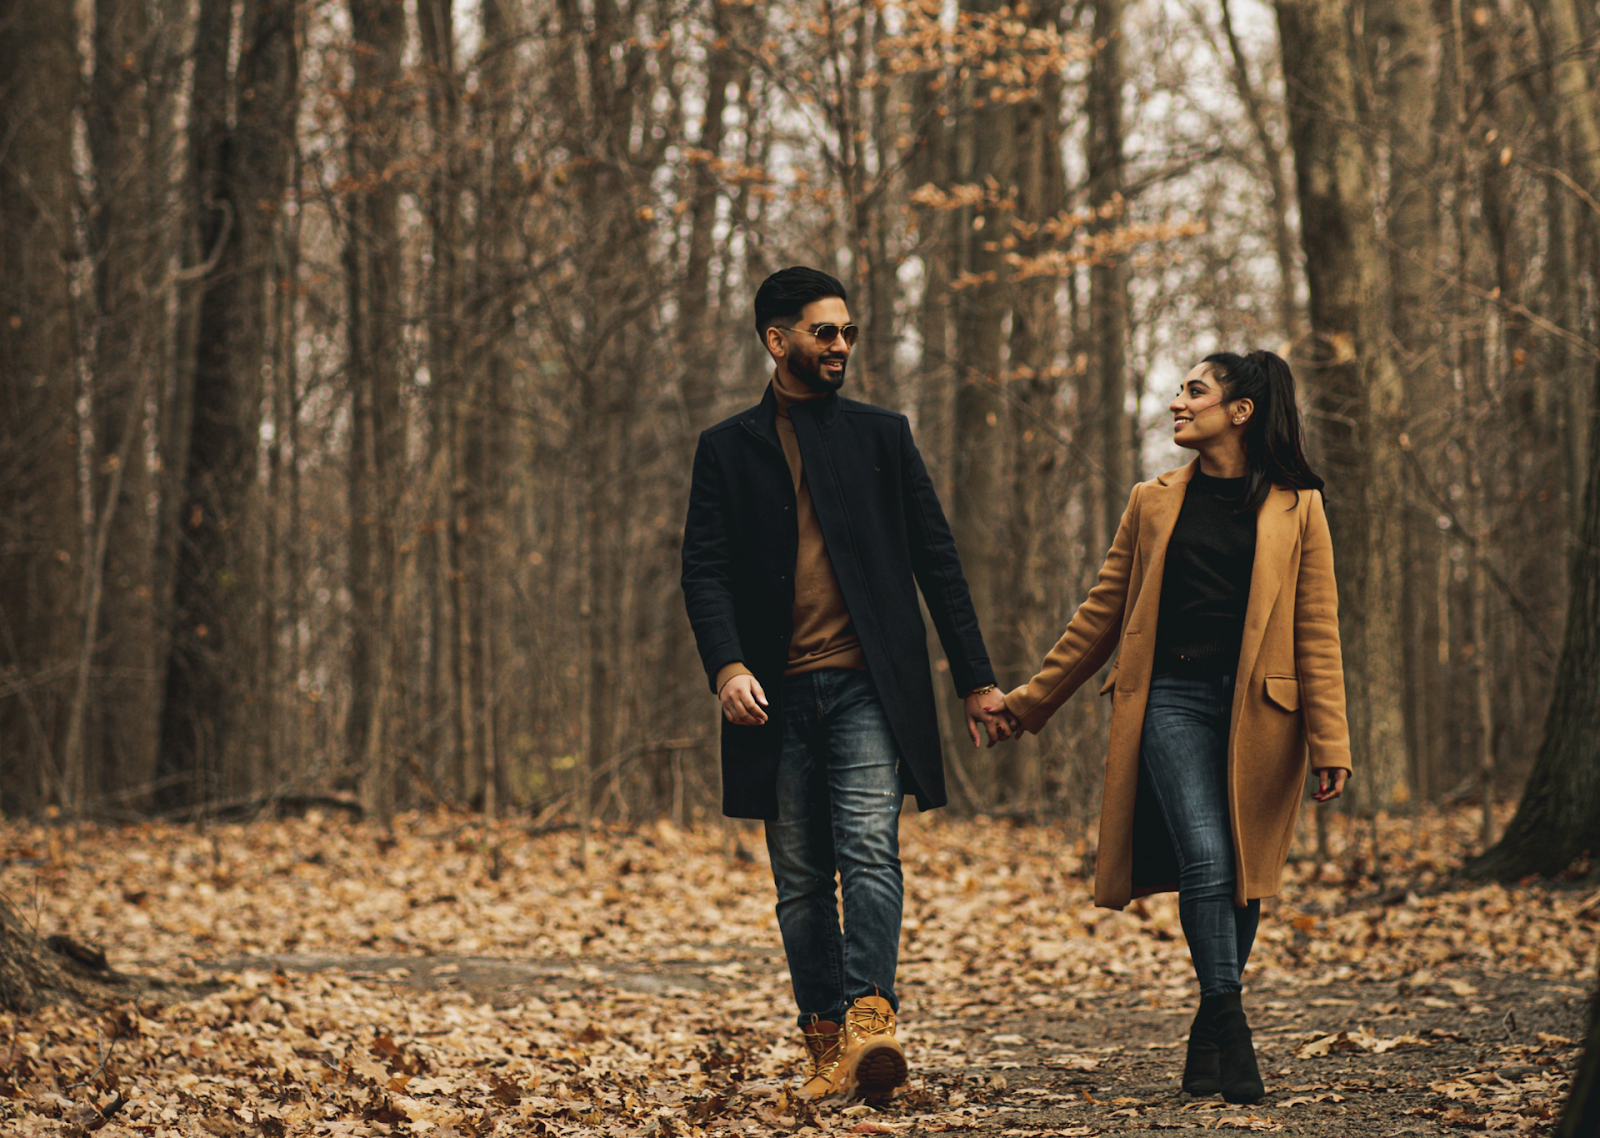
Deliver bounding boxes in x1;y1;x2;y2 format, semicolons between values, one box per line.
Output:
681;267;1007;1101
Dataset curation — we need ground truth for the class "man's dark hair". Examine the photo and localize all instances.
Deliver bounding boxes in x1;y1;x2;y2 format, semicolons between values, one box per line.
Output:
753;266;847;335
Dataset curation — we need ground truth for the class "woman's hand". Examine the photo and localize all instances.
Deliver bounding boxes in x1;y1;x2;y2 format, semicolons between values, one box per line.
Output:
1312;767;1349;803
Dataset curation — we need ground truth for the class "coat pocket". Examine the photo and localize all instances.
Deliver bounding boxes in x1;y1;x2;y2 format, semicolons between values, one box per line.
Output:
1264;674;1301;712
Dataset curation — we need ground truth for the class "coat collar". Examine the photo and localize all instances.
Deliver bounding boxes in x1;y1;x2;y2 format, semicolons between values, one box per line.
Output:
742;382;784;452
1140;457;1303;683
742;378;841;450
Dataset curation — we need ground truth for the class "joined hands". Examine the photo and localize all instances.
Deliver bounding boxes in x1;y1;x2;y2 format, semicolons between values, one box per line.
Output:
965;688;1021;748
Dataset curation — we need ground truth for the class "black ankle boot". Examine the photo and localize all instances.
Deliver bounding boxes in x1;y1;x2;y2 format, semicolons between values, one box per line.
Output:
1211;992;1264;1104
1182;999;1221;1095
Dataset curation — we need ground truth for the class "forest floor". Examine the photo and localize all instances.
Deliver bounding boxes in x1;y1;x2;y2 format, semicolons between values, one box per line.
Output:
0;805;1592;1136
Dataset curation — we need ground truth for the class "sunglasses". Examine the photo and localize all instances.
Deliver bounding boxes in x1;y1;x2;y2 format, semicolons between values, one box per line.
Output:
777;323;859;347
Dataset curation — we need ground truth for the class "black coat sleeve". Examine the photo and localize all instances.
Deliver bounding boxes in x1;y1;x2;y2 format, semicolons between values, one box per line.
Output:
681;432;746;691
898;417;996;697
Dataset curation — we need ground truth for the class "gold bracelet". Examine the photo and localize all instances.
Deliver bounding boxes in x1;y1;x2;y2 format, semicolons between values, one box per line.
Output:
967;684;998;697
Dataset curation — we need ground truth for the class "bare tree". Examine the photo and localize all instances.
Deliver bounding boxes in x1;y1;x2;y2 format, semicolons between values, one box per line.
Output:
159;0;300;812
1467;0;1600;880
0;0;85;815
344;0;408;821
1275;0;1411;811
1088;0;1133;551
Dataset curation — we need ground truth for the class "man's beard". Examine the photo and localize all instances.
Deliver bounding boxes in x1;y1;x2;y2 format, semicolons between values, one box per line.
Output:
790;352;847;393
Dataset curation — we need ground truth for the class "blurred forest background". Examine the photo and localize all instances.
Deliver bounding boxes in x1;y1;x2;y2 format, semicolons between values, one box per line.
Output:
1;0;1597;866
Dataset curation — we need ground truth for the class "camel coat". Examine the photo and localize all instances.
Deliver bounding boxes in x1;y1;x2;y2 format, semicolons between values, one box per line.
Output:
1004;460;1352;910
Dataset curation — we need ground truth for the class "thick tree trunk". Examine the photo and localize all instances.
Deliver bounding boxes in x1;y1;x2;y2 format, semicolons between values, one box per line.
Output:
1088;0;1132;551
1557;963;1600;1137
949;0;1015;805
85;0;163;811
0;897;105;1013
0;0;85;815
160;0;298;812
1465;0;1600;880
1465;0;1600;883
345;0;407;821
1003;0;1070;810
1275;0;1410;811
1369;0;1444;803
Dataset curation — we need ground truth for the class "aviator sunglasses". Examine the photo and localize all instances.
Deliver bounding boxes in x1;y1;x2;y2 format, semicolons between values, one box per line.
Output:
777;322;860;347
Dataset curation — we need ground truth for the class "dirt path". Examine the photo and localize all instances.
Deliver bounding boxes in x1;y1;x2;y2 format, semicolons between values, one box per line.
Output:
209;949;1585;1134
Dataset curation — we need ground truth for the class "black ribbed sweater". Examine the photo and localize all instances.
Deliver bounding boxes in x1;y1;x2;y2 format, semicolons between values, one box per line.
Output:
1153;470;1257;678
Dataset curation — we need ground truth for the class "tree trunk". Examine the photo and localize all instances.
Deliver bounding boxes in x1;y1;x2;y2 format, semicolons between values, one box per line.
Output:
1221;0;1298;344
1088;0;1133;551
1275;0;1411;811
1369;0;1444;803
0;0;85;815
0;897;105;1013
1557;962;1600;1137
84;0;164;812
345;0;407;821
417;0;466;796
678;1;743;425
1004;0;1070;811
160;0;299;812
948;0;1016;805
1464;0;1600;879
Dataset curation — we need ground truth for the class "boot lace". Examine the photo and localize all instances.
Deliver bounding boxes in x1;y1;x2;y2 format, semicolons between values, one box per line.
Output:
847;999;894;1039
804;1028;843;1082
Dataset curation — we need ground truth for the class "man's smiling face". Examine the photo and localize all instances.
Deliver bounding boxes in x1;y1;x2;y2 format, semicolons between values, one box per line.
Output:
773;297;853;392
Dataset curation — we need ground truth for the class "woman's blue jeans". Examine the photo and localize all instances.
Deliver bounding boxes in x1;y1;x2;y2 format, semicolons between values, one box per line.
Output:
764;669;904;1027
1140;673;1261;997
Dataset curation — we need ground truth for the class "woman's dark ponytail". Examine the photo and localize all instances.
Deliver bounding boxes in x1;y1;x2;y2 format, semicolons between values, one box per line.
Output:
1201;349;1325;512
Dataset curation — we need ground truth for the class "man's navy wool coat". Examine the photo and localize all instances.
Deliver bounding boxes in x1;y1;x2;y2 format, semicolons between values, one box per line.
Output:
681;383;996;819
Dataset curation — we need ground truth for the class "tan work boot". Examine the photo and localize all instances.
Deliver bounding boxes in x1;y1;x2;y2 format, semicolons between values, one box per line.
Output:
797;1019;848;1100
844;995;907;1099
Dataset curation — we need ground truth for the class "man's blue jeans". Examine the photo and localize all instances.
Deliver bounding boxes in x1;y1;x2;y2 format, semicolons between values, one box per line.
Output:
1139;673;1261;997
765;669;904;1027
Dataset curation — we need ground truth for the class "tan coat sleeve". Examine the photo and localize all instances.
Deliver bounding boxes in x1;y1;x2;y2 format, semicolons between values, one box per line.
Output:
1004;485;1140;733
1293;490;1352;771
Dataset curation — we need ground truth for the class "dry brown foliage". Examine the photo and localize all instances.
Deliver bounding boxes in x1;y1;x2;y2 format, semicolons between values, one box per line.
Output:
0;804;1590;1134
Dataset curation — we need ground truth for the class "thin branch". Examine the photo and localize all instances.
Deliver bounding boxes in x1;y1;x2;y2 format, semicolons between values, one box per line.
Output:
64;1031;114;1092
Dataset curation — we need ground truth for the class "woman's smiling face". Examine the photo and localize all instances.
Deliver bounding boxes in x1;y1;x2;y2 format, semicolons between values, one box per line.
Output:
1170;362;1236;449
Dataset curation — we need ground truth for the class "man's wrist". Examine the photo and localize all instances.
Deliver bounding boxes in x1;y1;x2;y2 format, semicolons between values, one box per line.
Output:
966;684;998;698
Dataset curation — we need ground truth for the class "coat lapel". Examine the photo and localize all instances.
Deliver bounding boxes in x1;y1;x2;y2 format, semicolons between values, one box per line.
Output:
1234;485;1301;689
1137;460;1196;590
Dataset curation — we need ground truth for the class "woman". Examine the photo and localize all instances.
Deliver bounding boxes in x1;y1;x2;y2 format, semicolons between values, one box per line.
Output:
980;350;1351;1104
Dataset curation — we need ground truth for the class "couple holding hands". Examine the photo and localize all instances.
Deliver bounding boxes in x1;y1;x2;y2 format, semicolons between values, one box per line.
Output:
680;267;1352;1107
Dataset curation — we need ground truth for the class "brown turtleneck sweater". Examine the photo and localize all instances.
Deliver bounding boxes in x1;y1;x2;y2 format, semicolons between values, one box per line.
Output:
715;373;867;693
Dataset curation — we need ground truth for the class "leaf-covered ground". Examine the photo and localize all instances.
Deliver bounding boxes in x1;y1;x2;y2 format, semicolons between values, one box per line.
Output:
0;805;1591;1135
